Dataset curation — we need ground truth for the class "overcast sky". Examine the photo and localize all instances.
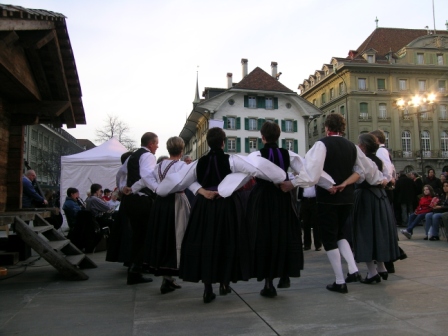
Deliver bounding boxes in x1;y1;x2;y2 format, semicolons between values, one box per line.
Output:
8;0;448;157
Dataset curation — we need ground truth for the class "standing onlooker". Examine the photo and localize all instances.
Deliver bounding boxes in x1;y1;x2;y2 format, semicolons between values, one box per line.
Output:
410;171;423;210
394;171;416;226
424;169;443;196
299;186;321;251
440;173;446;184
22;170;47;208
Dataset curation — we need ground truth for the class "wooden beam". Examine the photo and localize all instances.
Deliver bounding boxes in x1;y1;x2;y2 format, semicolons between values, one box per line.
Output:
18;30;56;49
10;114;39;126
24;48;53;100
0;31;19;45
0;19;55;31
63;106;76;128
14;101;70;117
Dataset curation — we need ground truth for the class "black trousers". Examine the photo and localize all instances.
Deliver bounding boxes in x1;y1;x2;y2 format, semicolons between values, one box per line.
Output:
300;198;321;249
317;203;353;251
121;194;153;268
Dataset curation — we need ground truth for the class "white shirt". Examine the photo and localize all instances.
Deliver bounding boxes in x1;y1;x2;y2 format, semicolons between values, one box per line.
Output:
376;145;395;182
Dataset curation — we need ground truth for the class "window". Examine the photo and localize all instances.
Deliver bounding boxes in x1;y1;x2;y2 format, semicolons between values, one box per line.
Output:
399;79;407;91
249;138;258;152
439;80;446;92
23;141;26;153
377;78;386;90
248;96;256;108
358;78;367;91
418;80;426;92
384;131;390;148
367;55;374;63
248;118;257;131
265;97;273;110
441;131;448;157
227;138;236;152
312;99;317;106
285;120;293;132
44;137;49;146
321;93;326;105
417;53;424;64
402;131;412;156
340;105;345;116
339;82;344;95
31;145;37;156
437;54;444;65
227;117;236;129
330;88;334;99
285;140;294;151
378;103;387;119
31;130;38;141
359;103;369;119
440;105;448;120
421;131;431;157
38;133;43;143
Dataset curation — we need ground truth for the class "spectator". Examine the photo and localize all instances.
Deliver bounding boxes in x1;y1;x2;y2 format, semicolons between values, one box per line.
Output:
410;171;423;209
62;188;83;230
424;181;448;241
394;171;416;226
424;169;442;196
102;189;112;202
182;155;193;165
22;170;47;208
400;185;435;239
86;184;114;218
440;174;446;184
157;155;169;164
108;191;121;209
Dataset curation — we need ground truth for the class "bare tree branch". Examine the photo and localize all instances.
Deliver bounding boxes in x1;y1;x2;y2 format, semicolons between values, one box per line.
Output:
95;114;137;151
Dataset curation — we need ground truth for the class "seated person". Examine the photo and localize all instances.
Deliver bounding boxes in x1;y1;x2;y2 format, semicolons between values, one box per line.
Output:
86;184;115;231
22;170;47;208
425;181;448;241
108;191;120;209
62;187;84;230
102;188;112;202
401;185;435;239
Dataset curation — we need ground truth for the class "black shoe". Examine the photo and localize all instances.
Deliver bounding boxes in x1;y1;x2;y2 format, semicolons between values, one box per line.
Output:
360;273;381;284
378;272;388;280
429;236;440;241
303;246;311;251
203;291;216;303
277;276;290;288
219;284;231;295
326;282;348;294
166;278;182;289
345;272;362;283
260;286;277;298
423;236;428;240
160;279;175;294
315;247;322;251
127;272;153;285
385;261;396;273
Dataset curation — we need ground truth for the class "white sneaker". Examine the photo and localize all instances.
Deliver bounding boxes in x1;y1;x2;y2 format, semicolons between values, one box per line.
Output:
400;229;412;239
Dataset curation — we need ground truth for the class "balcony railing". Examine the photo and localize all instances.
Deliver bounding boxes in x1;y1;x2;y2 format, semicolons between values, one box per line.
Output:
393;150;448;159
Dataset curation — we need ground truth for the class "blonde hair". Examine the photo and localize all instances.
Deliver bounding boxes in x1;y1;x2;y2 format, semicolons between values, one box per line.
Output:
166;137;184;156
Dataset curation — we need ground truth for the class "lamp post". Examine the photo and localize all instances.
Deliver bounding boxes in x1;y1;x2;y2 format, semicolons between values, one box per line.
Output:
395;93;437;176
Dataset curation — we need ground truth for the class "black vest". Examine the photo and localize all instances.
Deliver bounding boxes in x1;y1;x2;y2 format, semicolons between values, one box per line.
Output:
126;148;154;196
316;136;357;204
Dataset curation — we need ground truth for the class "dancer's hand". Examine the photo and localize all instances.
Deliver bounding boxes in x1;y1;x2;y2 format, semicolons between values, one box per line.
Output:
122;186;132;195
280;181;295;192
198;188;218;200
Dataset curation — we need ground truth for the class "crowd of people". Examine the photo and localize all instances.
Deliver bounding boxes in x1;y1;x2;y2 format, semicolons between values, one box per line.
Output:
37;113;447;303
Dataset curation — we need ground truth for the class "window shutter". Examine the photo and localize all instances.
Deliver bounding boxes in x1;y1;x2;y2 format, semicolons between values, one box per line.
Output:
281;120;286;132
245;138;249;153
294;139;298;153
244;96;248;107
257;118;265;130
257;138;263;150
414;53;418;64
275;119;279;124
293;120;298;132
236;117;241;130
237;138;241;153
223;116;227;129
224;139;228;152
257;97;265;108
244;118;249;130
274;97;278;109
282;139;286;149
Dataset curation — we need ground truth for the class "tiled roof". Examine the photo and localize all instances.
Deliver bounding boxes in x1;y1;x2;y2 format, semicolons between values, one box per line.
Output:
354;27;448;57
233;67;294;93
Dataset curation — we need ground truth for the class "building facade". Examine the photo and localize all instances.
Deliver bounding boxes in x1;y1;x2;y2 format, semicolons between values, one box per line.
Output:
299;27;448;175
180;59;322;159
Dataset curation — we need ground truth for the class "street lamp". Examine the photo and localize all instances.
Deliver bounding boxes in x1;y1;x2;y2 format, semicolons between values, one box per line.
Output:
395;93;437;176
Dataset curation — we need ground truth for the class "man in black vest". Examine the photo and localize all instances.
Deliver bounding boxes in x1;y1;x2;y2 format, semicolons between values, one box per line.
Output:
120;132;158;285
281;113;384;293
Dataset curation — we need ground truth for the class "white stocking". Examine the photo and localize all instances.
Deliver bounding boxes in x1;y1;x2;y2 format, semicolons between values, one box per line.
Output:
365;261;378;278
326;249;345;284
337;239;358;274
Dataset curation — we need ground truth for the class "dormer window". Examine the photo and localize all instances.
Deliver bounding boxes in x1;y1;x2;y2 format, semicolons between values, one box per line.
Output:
367;55;374;63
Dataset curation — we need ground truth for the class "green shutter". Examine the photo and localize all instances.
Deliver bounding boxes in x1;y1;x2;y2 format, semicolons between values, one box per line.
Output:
237;138;241;153
224;138;228;152
275;119;279;124
294;139;298;153
244;118;249;130
281;120;285;132
244;96;248;107
223;116;227;129
257;118;265;130
258;138;263;150
293;120;298;132
257;96;265;108
245;138;249;153
236;117;241;130
274;97;278;109
282;139;286;149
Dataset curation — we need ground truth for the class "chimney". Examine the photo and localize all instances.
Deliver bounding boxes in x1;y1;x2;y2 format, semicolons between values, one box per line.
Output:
271;62;278;77
227;73;233;88
241;58;248;77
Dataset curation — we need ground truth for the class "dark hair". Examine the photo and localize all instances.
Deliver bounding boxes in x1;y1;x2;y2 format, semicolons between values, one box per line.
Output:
358;133;379;155
121;151;133;164
90;183;102;195
370;130;386;144
428;168;435;174
260;121;281;143
66;187;79;197
423;184;435;197
324;113;346;133
206;127;226;150
443;181;448;187
141;132;158;147
104;189;111;194
166;136;184;156
157;155;169;164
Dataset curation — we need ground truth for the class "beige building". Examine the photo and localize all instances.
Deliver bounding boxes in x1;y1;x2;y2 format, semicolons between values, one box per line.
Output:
299;27;448;175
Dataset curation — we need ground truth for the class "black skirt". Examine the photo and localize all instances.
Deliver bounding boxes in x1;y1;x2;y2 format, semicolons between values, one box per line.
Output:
179;193;245;284
245;181;303;281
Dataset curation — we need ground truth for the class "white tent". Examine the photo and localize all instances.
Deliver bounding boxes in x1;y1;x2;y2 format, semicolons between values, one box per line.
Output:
60;137;127;212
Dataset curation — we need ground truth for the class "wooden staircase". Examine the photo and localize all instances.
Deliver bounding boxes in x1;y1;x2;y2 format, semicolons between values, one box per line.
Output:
13;213;97;280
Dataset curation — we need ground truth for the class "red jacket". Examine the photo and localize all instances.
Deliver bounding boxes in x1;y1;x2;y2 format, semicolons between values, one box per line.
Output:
414;195;433;215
